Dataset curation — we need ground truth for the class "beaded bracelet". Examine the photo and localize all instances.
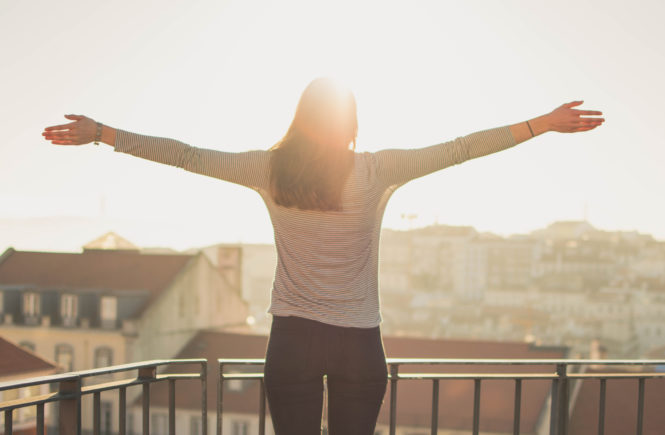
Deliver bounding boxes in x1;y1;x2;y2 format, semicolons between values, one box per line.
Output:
94;122;103;145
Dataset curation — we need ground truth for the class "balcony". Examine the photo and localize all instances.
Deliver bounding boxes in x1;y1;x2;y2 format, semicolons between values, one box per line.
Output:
2;358;665;435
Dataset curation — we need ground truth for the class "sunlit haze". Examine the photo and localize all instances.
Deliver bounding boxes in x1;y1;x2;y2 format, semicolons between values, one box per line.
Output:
2;0;664;252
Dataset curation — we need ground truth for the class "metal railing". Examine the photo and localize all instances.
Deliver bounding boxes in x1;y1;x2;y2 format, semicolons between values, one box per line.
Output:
217;358;665;435
3;357;664;434
0;359;207;435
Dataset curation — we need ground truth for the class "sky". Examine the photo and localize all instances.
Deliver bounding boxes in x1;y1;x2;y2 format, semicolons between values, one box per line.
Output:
1;0;664;252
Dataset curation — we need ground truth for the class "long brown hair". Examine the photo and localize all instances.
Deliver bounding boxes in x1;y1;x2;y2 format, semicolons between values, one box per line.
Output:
269;78;358;211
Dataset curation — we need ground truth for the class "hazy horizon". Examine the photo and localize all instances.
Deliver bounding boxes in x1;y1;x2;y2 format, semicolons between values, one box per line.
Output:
1;213;660;255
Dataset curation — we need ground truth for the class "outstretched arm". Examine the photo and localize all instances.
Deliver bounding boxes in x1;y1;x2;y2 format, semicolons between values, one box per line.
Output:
42;115;270;190
374;100;604;189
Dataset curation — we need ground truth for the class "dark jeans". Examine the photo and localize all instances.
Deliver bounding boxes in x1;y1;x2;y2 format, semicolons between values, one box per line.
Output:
264;315;388;435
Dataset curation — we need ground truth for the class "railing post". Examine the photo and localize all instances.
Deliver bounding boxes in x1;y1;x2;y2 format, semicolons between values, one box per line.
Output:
549;363;567;435
430;379;439;435
37;403;45;435
558;364;569;435
513;378;522;435
217;361;224;435
139;366;156;435
472;379;481;435
58;378;81;435
201;360;208;435
389;364;399;435
119;386;127;435
4;409;12;435
259;379;266;435
598;379;606;435
168;379;176;435
549;368;559;435
93;391;101;435
636;378;645;435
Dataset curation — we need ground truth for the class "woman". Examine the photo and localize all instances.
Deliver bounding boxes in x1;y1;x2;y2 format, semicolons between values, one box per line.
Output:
43;78;604;434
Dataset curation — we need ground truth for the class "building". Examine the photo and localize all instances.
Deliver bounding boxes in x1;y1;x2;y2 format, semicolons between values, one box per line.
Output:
0;235;249;434
0;335;58;435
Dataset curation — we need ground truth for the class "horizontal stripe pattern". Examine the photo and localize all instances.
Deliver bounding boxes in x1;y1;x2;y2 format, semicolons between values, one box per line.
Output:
114;126;516;328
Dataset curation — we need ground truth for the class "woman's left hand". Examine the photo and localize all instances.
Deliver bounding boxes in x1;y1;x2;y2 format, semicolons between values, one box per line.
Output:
42;114;97;145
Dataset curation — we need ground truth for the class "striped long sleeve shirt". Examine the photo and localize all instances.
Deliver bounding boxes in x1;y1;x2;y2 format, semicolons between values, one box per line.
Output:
113;126;517;328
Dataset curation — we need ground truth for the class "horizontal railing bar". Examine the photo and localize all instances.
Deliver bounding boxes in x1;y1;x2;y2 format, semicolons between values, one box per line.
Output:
0;391;78;411
221;374;265;380
397;373;559;380
398;373;665;380
568;373;665;379
0;358;206;391
218;359;266;365
386;358;665;366
1;374;203;412
218;358;665;366
80;374;202;395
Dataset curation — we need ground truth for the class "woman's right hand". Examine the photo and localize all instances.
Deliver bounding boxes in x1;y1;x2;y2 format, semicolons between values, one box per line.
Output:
546;101;605;133
42;114;98;145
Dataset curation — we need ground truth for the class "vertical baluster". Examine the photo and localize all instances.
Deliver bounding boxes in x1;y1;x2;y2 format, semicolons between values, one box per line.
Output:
259;379;266;435
636;378;645;435
142;383;150;435
168;379;176;435
559;364;569;435
217;362;224;435
93;391;101;435
389;364;399;435
430;379;439;435
37;403;45;435
119;386;127;435
472;379;481;435
597;378;606;435
513;378;522;435
549;372;560;435
139;366;156;435
4;409;12;435
201;361;208;435
58;378;81;435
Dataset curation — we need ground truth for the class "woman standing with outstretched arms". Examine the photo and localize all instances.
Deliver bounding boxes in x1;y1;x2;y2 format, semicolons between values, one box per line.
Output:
43;78;603;434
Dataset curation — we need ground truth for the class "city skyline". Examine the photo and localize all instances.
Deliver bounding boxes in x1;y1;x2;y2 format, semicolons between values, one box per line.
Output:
1;213;661;255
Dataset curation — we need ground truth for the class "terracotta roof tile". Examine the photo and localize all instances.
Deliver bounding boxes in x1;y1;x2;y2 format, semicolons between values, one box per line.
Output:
0;335;57;378
0;247;193;298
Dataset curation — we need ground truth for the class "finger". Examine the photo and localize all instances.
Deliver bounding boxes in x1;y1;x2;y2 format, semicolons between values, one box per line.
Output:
43;131;79;138
44;121;78;131
50;140;76;145
64;114;84;120
563;100;584;108
573;110;603;116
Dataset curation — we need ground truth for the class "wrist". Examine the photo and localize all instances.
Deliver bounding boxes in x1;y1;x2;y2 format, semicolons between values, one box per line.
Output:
528;114;551;136
100;125;117;147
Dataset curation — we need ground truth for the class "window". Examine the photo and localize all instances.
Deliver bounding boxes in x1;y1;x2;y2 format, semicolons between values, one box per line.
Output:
100;296;117;329
60;294;78;327
150;413;167;435
19;341;35;352
100;401;112;435
22;292;40;324
55;344;74;372
190;416;202;435
231;420;249;435
94;347;113;368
